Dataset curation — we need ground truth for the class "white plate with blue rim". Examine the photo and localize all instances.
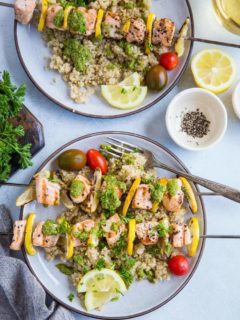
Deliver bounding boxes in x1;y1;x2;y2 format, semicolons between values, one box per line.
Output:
20;131;206;319
14;0;194;118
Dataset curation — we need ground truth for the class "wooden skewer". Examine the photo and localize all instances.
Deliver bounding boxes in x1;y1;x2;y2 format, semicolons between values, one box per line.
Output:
0;1;239;49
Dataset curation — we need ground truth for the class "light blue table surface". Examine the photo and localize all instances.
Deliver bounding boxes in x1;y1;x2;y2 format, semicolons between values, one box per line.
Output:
1;0;240;319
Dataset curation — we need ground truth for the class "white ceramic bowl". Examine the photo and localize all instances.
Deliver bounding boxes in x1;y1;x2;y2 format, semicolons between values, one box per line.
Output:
232;82;240;119
165;88;227;151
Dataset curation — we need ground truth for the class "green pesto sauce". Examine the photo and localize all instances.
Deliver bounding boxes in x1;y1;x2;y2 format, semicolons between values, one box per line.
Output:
68;10;86;33
151;182;167;202
101;188;121;212
42;219;58;235
63;39;91;72
70;179;84;198
53;9;64;28
167;178;179;197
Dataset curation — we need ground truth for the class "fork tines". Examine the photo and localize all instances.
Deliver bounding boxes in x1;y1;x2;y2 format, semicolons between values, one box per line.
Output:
100;137;143;159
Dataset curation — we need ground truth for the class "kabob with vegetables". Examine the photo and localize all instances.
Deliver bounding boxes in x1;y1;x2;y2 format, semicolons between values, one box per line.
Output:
11;146;200;311
13;0;189;108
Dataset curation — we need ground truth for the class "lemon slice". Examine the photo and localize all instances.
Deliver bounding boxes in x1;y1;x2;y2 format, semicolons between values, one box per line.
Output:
191;49;236;94
78;269;127;311
119;72;141;86
101;85;147;109
187;217;200;257
16;185;36;207
78;268;127;293
179;176;198;213
24;213;36;256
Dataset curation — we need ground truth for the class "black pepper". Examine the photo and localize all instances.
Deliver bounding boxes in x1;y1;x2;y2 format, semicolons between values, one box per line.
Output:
181;109;210;138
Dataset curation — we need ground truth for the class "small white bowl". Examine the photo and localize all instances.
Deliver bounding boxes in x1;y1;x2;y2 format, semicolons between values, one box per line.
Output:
232;82;240;119
165;88;227;151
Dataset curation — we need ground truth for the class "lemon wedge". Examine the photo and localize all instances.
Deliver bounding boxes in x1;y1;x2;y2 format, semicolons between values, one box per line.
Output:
78;269;127;310
101;85;147;109
191;49;236;94
16;185;36;207
120;72;141;86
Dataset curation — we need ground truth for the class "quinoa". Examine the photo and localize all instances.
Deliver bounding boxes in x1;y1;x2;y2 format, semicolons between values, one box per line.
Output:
42;0;163;104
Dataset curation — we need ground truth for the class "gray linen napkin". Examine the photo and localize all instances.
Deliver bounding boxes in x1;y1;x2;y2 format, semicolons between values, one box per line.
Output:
0;205;75;320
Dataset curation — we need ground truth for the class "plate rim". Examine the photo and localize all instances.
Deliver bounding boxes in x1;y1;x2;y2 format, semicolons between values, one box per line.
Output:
14;0;195;119
20;131;206;320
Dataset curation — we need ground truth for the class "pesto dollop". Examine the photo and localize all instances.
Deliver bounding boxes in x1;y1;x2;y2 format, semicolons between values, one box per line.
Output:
151;182;167;202
101;188;121;212
167;178;179;197
54;9;64;28
68;10;86;33
70;179;84;198
42;219;58;235
63;39;91;72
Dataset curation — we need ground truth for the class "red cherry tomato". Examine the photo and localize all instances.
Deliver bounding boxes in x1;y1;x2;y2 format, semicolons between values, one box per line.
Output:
87;149;108;174
159;52;179;71
168;255;189;276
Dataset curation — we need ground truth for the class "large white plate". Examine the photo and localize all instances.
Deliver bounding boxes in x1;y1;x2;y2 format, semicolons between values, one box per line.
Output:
14;0;194;118
20;132;206;319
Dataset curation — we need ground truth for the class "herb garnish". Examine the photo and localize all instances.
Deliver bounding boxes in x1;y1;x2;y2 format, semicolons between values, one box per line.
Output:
0;71;32;181
56;263;74;275
68;293;75;302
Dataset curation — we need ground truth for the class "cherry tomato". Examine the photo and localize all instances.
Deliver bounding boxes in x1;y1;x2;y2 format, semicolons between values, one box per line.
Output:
168;255;189;276
87;149;108;174
57;149;87;171
145;65;168;91
159;52;179;71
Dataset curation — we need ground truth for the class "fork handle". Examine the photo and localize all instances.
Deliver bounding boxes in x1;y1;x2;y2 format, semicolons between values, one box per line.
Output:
154;161;240;203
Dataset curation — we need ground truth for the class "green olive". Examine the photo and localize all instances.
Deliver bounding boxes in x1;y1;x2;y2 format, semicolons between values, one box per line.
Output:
57;149;87;171
145;65;168;91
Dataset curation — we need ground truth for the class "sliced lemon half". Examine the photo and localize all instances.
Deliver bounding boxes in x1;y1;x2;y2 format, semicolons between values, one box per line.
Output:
191;49;237;94
78;268;127;311
101;85;147;109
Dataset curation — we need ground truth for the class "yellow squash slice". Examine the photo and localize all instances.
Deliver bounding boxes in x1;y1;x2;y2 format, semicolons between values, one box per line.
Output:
24;213;36;256
63;6;74;30
122;177;141;216
122;20;131;33
145;13;155;54
187;217;200;257
152;177;168;213
38;0;48;32
179;176;198;213
127;219;136;256
95;9;104;37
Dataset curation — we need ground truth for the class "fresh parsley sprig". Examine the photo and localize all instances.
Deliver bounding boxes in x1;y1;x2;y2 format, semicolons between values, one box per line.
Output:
0;70;32;181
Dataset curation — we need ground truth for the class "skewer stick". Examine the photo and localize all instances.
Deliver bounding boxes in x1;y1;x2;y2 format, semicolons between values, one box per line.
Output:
0;1;14;8
0;182;29;187
0;1;239;49
173;34;240;49
1;231;240;239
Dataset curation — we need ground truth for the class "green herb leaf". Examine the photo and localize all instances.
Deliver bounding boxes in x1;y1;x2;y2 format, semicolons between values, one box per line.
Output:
56;263;74;275
68;293;75;302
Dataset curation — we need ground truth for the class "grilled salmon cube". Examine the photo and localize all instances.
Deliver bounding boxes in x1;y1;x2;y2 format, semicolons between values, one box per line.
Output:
32;222;59;248
10;220;27;251
102;214;125;246
14;0;36;25
152;18;175;47
46;4;63;29
126;18;146;43
132;184;152;210
35;176;60;206
78;8;97;36
136;221;159;245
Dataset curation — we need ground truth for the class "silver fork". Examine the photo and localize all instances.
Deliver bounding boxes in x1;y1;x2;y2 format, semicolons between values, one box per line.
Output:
100;137;240;203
